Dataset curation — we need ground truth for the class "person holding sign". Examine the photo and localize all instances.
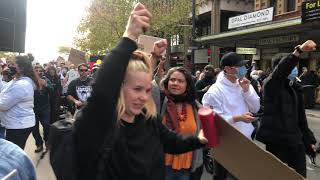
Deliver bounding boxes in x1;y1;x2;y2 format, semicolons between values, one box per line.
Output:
73;3;207;180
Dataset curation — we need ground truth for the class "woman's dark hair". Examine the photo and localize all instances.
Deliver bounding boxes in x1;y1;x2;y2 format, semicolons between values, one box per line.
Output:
162;66;196;102
15;55;40;89
46;65;59;82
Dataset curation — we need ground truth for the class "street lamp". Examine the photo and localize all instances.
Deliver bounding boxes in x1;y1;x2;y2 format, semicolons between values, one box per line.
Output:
191;0;196;73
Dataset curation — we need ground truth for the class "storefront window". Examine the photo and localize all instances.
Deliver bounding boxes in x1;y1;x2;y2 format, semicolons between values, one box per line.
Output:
287;0;296;12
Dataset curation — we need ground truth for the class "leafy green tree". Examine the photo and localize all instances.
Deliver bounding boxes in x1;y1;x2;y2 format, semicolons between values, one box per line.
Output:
0;51;18;63
75;0;137;54
141;0;192;39
75;0;191;55
58;46;71;55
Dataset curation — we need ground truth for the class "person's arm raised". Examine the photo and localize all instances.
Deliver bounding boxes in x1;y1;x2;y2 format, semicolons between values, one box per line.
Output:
73;3;152;179
81;2;152;121
270;40;316;81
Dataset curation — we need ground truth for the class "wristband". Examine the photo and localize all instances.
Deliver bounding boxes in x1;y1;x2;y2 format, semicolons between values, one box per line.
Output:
294;45;303;54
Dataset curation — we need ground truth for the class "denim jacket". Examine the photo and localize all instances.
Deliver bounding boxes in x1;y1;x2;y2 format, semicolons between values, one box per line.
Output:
0;139;37;180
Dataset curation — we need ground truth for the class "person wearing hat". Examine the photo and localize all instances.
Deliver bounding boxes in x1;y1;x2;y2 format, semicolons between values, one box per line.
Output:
202;52;260;180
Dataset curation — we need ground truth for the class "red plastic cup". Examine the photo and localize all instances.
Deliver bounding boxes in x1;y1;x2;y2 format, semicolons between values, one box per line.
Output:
198;107;219;148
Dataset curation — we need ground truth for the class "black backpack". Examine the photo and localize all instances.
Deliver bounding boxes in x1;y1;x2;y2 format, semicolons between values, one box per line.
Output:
48;115;117;180
49;118;77;180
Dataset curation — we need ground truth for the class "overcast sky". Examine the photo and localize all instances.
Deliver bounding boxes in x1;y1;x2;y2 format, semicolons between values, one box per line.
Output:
25;0;92;63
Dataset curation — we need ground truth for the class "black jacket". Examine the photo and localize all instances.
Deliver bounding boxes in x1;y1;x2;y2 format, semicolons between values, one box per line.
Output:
256;54;316;147
195;76;215;102
73;38;203;180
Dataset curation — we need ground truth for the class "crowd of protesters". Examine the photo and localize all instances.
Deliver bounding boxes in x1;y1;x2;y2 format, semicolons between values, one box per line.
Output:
0;2;320;180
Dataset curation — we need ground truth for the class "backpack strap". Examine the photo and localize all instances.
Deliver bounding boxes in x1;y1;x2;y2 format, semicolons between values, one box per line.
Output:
160;97;168;117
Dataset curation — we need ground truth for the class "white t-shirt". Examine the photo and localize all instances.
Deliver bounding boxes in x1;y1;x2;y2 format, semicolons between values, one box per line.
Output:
66;69;79;85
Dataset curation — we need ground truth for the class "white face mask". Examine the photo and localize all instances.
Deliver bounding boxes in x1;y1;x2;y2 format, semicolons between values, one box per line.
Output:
251;75;259;80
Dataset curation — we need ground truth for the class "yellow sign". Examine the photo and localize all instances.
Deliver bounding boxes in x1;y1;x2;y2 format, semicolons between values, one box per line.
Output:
96;59;102;65
236;48;257;55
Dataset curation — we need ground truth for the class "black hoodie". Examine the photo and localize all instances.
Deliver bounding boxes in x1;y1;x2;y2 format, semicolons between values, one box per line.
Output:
73;38;203;180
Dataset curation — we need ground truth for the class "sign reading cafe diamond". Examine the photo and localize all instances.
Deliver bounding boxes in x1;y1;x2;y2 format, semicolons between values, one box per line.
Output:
302;0;320;22
228;7;274;29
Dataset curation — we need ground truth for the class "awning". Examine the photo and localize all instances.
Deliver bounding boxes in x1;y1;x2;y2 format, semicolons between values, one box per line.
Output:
195;18;307;47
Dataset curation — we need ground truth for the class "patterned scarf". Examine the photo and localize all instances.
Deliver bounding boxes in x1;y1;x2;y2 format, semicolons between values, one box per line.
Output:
164;90;188;133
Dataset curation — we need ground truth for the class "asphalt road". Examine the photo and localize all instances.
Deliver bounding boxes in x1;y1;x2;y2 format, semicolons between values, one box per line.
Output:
23;114;320;180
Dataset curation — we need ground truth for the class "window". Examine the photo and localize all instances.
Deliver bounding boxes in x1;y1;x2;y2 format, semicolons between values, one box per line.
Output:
287;0;296;12
171;35;179;46
170;34;184;46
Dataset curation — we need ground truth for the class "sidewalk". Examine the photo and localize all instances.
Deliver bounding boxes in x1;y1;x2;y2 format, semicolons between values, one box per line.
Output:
305;105;320;119
25;133;56;180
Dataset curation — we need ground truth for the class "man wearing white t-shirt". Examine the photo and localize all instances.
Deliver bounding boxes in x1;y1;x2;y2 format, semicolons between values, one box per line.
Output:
202;52;260;180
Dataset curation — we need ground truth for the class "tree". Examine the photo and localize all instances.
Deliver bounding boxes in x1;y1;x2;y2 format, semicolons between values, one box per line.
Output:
58;46;71;55
0;51;18;63
75;0;137;55
74;0;192;55
141;0;192;39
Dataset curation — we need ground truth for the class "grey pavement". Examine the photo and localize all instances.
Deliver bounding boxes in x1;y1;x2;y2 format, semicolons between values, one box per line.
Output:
24;135;56;180
306;107;320;118
22;111;320;180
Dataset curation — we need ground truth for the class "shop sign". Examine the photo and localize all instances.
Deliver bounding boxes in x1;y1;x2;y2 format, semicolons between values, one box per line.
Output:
262;48;279;54
228;7;274;29
302;0;320;22
236;47;257;55
257;35;299;45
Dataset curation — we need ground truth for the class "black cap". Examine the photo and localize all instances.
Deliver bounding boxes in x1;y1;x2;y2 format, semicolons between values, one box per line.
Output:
220;52;249;67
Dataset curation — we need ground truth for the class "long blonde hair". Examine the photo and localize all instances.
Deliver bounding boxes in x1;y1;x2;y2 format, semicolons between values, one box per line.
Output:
116;51;157;121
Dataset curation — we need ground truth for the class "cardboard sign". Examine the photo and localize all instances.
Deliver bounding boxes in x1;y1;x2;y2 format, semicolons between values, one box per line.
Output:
68;48;86;66
212;114;305;180
137;35;166;55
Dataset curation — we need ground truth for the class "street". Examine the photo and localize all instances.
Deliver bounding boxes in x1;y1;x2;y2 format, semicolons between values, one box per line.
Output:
24;112;320;180
1;0;320;179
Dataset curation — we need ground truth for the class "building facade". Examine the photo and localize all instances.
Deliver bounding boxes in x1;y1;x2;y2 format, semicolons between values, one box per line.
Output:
195;0;320;73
